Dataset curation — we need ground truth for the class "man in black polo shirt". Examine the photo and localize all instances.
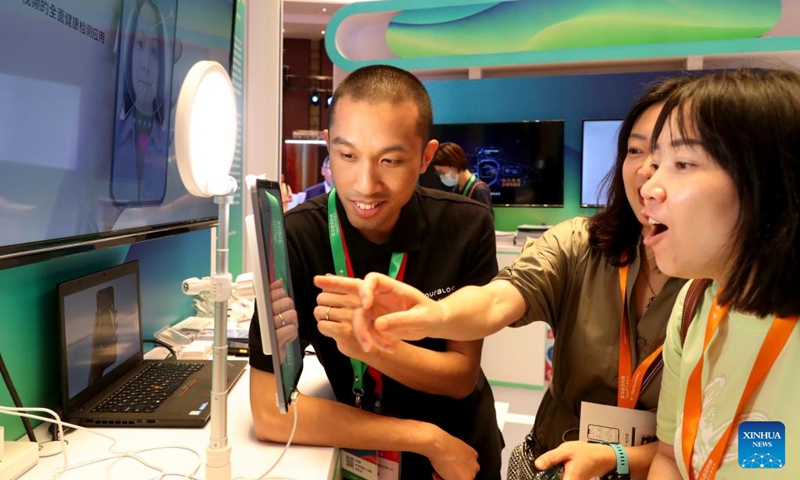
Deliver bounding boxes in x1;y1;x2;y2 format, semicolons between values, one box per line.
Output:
248;64;502;480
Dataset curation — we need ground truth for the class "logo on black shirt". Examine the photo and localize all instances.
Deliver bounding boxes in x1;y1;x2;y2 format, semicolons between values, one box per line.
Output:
424;285;456;300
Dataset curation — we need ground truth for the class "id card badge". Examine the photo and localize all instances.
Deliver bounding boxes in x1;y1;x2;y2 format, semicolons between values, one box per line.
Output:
339;449;401;480
340;448;379;480
377;450;401;480
578;401;657;447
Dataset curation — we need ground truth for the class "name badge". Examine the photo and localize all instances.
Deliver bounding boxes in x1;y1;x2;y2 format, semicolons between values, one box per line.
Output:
340;449;402;480
378;450;401;480
340;448;378;480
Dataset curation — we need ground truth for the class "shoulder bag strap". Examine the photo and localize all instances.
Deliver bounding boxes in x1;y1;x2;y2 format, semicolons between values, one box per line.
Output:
467;180;485;198
640;278;712;394
680;278;713;346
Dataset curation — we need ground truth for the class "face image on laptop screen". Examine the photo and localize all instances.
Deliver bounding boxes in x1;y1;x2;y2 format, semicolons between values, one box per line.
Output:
247;177;303;414
61;266;141;401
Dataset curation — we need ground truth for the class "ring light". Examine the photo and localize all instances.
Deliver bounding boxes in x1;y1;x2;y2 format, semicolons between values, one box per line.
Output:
175;60;237;197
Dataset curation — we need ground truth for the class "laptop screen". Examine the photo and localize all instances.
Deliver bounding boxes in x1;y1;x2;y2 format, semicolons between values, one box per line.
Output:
247;177;303;414
58;261;144;411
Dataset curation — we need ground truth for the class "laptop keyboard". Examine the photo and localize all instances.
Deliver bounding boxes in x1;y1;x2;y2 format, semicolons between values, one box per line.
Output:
92;362;204;414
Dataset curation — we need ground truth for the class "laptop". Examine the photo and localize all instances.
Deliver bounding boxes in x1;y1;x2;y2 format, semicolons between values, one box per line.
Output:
57;260;247;428
245;175;303;414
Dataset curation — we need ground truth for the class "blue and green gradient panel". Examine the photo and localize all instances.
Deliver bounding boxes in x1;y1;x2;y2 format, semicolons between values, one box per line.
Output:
387;0;781;56
327;0;797;72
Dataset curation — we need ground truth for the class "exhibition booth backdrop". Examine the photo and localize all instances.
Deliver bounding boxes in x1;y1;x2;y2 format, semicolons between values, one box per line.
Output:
3;0;800;442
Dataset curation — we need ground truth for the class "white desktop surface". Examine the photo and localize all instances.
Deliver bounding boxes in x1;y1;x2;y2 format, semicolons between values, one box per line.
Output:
22;354;337;480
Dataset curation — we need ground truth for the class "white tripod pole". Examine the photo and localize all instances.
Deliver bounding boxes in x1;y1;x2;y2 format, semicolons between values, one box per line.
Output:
206;193;234;480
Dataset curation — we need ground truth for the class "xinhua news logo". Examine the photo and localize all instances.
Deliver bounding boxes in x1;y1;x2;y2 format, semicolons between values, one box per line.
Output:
738;421;785;469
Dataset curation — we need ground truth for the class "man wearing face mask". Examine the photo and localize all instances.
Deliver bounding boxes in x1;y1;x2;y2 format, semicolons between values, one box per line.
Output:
433;142;493;211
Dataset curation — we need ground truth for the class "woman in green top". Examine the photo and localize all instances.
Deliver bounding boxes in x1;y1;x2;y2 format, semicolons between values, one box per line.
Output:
317;76;691;480
644;69;800;480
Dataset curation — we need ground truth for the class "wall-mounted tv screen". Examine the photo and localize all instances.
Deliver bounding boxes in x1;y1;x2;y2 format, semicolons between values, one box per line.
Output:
581;119;623;207
0;0;235;267
431;121;565;206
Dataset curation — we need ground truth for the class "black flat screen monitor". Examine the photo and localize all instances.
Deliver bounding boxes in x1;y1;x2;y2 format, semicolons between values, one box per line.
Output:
581;119;623;207
0;0;236;267
431;121;565;206
246;176;302;414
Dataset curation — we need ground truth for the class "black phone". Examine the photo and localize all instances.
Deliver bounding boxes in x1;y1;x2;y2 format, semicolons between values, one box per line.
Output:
89;286;118;383
533;463;564;480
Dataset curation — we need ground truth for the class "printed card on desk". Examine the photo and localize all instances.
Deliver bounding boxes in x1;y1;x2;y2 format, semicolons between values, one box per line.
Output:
174;316;250;341
340;448;378;480
578;401;657;447
377;450;401;480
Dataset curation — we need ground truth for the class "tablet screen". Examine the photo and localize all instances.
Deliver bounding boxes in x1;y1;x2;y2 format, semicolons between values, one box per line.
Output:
246;176;303;414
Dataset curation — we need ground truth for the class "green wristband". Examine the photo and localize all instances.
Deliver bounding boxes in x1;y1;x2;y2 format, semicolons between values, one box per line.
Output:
606;443;629;476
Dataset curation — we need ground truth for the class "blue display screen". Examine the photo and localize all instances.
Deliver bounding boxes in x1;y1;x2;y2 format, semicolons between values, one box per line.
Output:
581;119;623;207
432;121;565;206
0;0;234;258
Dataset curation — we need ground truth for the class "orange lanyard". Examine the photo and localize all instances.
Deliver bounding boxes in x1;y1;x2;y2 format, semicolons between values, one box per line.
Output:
680;290;797;480
617;264;664;409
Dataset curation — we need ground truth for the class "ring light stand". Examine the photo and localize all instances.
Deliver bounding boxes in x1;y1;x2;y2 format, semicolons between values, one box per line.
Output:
174;60;238;480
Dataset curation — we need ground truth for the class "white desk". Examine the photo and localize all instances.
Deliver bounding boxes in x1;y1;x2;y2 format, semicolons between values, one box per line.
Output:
22;356;337;480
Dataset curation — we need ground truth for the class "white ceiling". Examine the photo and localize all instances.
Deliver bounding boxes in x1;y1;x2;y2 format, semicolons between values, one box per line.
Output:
283;0;379;41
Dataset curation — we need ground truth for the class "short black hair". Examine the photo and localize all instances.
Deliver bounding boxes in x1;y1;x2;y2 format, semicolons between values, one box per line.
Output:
588;75;693;265
327;65;433;145
432;142;468;171
651;68;800;317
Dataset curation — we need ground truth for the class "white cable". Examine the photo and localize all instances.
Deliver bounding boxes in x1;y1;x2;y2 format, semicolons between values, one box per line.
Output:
101;446;202;480
0;405;69;475
69;445;202;479
3;392;304;480
233;391;301;480
0;405;202;480
39;439;70;458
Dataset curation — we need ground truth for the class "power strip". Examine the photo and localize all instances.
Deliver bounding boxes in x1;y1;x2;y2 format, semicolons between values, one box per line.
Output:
0;427;39;480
